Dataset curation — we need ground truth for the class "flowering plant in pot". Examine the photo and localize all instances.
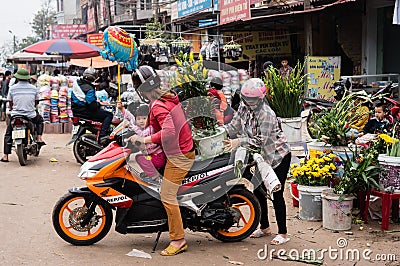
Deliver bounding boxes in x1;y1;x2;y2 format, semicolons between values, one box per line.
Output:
309;91;372;146
168;52;218;135
333;146;383;202
290;150;340;187
168;52;225;159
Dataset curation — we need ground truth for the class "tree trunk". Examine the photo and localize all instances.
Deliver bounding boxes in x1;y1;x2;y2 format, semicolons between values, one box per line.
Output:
106;0;112;25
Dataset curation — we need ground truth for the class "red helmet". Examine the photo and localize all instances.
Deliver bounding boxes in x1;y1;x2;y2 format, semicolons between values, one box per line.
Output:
240;78;267;100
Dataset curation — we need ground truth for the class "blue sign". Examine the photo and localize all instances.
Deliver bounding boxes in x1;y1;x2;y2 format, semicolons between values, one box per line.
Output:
199;19;218;27
177;0;213;18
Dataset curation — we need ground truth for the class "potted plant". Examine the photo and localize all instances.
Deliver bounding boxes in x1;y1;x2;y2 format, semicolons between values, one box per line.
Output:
309;91;372;157
168;52;226;159
322;145;384;229
376;122;400;192
264;61;306;142
290;150;340;221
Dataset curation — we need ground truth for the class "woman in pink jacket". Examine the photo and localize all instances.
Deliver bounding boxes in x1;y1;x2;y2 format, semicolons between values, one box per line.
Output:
129;66;194;256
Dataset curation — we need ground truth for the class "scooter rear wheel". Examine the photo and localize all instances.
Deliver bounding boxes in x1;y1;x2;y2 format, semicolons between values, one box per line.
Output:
16;143;28;166
210;188;260;242
52;192;113;246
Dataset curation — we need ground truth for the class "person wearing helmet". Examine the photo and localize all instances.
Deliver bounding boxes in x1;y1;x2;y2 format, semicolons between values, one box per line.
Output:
207;77;228;125
129;65;194;256
2;68;45;162
71;68;113;139
223;78;291;245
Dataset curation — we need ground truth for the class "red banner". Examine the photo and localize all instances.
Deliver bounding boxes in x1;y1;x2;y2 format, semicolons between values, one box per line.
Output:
219;0;250;25
50;24;88;39
87;33;104;49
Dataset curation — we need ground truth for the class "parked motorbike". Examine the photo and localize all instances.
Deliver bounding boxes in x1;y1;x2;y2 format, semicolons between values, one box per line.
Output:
53;129;262;249
10;115;42;166
67;102;140;164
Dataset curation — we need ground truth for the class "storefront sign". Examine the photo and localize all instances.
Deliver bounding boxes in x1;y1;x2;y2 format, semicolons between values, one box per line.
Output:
177;0;213;18
50;24;88;39
224;31;291;62
219;0;250;25
199;19;218;27
249;0;262;4
306;56;341;101
87;33;104;49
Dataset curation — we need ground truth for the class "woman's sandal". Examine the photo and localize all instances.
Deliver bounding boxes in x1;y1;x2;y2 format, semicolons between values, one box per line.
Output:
270;235;290;245
250;228;272;238
160;244;188;256
0;158;9;162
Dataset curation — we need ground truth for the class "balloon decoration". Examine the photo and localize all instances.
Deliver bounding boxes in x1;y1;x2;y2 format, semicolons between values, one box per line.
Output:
100;26;139;71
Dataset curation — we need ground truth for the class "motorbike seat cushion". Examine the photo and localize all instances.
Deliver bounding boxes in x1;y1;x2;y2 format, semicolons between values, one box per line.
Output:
185;153;231;178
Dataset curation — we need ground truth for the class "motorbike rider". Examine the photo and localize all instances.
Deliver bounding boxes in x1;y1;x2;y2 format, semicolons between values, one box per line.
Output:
71;68;113;140
1;68;45;163
129;65;194;256
223;78;292;245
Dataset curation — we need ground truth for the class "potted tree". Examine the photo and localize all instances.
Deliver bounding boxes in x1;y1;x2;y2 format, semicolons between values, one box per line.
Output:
322;145;384;230
168;52;226;159
264;61;306;142
290;150;340;221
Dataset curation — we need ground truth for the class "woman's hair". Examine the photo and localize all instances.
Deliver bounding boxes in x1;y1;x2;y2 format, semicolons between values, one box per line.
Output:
135;104;150;117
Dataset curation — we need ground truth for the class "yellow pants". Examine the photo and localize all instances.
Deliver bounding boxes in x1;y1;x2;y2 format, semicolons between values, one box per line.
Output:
160;150;195;240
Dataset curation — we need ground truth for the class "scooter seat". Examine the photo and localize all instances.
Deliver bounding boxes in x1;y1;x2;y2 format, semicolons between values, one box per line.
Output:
185;153;231;178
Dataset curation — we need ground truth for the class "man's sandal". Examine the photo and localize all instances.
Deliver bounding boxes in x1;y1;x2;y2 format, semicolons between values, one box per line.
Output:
250;228;272;238
270;235;290;245
160;244;188;256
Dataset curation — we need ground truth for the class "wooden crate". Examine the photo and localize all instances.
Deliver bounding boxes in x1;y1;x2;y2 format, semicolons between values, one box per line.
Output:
44;123;63;134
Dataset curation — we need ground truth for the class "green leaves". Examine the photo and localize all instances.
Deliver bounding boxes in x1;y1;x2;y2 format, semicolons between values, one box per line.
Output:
264;61;306;118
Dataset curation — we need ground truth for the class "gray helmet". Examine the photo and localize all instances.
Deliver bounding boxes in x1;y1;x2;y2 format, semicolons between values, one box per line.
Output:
132;65;161;93
83;68;96;83
210;77;223;87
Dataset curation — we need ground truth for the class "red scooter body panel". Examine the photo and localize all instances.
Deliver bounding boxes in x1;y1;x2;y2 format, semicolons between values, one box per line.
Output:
88;142;131;162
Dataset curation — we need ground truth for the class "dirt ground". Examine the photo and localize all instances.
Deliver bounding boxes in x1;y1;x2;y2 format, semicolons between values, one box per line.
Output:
0;121;399;266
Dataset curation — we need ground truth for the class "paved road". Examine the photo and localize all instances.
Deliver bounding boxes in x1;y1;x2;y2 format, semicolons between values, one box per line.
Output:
0;122;398;266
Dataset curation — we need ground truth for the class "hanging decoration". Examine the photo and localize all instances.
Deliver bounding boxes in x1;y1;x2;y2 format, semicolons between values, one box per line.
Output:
100;26;139;71
223;37;242;61
139;38;169;62
170;35;192;55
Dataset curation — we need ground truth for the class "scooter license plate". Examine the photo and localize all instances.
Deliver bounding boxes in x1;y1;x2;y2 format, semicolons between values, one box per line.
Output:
71;125;80;135
12;130;25;139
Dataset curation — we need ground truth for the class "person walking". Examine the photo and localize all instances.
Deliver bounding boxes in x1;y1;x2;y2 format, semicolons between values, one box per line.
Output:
223;78;291;245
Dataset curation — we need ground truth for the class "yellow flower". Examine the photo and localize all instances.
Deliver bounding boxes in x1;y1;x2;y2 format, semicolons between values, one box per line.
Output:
175;58;183;66
189;52;194;63
192;63;199;70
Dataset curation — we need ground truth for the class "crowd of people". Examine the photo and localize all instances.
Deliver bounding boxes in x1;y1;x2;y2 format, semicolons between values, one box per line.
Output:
1;60;394;256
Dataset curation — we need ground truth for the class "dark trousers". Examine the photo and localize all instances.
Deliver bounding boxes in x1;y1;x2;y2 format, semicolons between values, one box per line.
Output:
254;152;291;234
3;114;44;155
72;107;113;137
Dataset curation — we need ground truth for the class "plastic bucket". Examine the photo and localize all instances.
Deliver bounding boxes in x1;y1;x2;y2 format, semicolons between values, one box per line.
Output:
378;155;400;192
307;141;331;158
280;117;302;143
193;127;227;159
297;185;327;221
330;146;353;160
322;188;355;231
290;182;299;207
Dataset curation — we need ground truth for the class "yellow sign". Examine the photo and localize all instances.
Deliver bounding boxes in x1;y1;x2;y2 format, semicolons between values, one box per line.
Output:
224;30;291;62
306;56;341;101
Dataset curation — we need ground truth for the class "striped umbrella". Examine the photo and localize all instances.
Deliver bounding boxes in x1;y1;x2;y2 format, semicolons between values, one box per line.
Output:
23;39;101;59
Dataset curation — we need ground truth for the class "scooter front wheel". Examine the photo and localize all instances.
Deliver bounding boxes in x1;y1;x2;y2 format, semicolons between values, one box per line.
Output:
210;188;260;242
52;192;113;246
